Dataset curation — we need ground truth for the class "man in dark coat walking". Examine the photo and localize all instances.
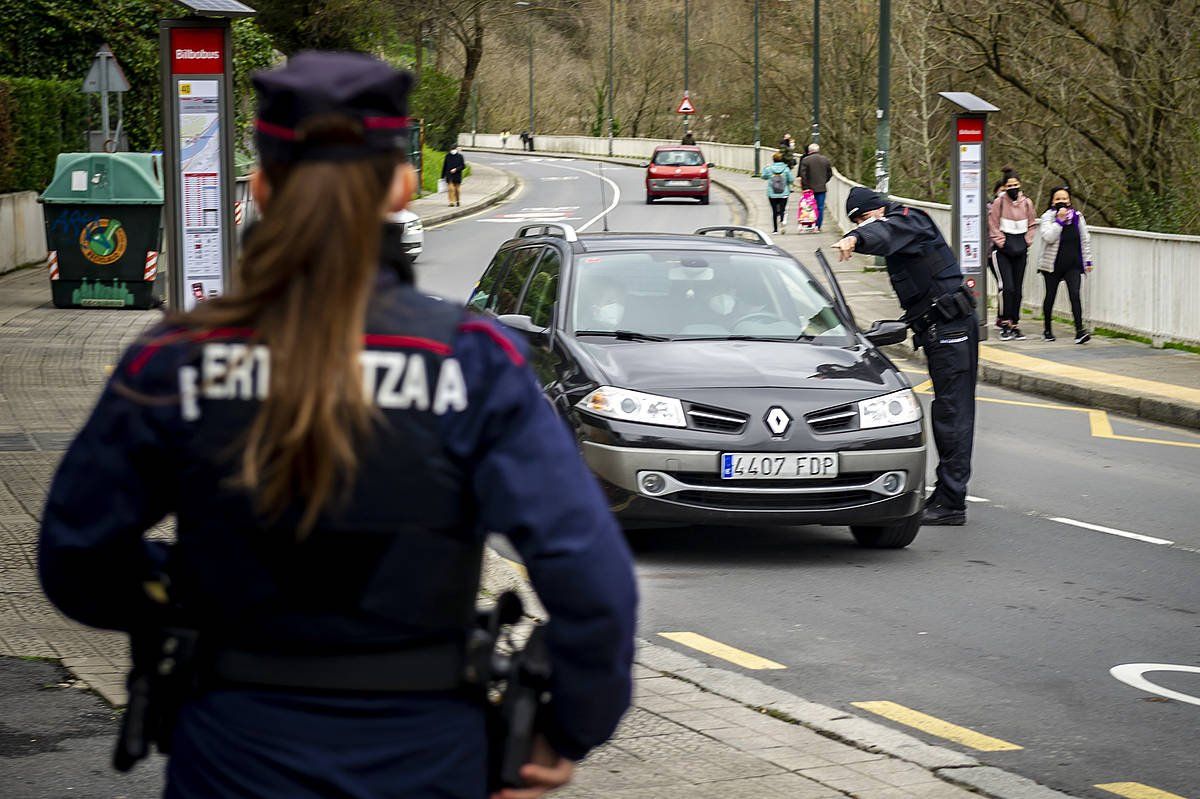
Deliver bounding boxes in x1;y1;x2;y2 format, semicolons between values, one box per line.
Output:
441;145;466;207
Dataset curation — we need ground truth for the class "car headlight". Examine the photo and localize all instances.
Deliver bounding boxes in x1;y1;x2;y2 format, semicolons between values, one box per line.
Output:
858;389;921;429
577;386;687;428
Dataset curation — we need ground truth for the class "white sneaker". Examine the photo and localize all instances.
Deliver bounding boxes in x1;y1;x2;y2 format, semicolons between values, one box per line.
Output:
780;224;786;234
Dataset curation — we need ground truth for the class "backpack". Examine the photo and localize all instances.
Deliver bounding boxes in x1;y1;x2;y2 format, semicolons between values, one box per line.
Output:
769;169;787;194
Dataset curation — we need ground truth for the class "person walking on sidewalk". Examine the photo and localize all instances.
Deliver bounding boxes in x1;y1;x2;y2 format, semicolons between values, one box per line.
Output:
799;143;833;232
442;144;467;207
988;168;1038;340
501;129;511;149
834;187;978;526
38;52;637;799
1038;185;1094;343
761;151;794;234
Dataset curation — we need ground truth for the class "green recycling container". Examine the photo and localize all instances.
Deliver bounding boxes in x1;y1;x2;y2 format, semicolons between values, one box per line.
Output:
40;153;165;309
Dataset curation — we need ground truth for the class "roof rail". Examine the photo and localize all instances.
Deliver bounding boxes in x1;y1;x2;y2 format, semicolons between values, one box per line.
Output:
517;222;579;242
694;226;775;246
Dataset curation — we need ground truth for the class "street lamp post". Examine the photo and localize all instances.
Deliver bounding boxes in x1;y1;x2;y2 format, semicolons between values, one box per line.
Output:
812;0;820;145
753;0;761;173
608;0;615;156
874;0;891;193
683;0;690;136
515;1;534;139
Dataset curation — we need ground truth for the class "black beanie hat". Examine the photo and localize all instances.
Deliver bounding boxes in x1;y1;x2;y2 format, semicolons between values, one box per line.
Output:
846;186;889;220
253;51;413;165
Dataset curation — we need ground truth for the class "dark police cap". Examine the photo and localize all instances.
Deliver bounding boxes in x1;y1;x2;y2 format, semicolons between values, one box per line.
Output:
846;186;889;220
253;51;413;165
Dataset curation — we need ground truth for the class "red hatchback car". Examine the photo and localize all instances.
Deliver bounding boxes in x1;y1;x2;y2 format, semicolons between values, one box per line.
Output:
644;145;713;204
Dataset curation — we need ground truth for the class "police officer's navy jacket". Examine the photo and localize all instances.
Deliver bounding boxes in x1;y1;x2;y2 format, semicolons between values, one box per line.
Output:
850;203;962;312
39;265;638;771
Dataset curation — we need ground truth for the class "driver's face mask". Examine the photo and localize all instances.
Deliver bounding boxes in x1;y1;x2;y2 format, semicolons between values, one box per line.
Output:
594;302;624;326
708;293;736;316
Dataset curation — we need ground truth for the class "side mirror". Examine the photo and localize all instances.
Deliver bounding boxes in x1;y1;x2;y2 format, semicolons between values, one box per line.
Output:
497;313;550;346
639;161;651;168
706;162;715;168
864;320;909;347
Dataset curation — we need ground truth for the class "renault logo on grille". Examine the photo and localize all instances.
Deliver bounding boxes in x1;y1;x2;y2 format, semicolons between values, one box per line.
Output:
764;406;792;437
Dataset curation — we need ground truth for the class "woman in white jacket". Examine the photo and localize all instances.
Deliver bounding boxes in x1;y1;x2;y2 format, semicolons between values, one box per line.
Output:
1038;186;1093;343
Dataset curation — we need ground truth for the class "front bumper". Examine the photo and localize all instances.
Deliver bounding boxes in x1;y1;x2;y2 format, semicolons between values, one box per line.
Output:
647;178;709;196
582;441;925;527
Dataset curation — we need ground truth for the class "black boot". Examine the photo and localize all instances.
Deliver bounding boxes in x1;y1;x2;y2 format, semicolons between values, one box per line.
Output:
921;501;966;526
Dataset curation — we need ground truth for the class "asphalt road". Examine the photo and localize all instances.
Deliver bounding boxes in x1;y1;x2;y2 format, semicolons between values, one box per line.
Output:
453;155;1200;799
414;151;737;301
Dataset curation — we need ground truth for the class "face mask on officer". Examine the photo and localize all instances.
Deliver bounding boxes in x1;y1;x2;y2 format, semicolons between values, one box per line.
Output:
854;207;885;228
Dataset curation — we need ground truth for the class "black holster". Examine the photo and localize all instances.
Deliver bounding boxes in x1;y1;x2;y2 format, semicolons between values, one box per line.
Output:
113;626;200;772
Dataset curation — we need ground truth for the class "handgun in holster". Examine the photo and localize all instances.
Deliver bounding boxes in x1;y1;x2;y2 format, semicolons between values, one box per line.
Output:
465;591;554;791
112;574;201;773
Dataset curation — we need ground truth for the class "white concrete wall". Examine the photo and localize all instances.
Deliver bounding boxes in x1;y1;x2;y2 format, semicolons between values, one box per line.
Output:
0;192;47;275
463;132;1200;345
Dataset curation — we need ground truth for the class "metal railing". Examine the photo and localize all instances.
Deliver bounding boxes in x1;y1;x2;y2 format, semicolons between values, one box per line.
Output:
463;132;1200;345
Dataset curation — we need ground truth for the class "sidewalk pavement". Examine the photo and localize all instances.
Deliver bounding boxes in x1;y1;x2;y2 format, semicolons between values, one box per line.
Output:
0;163;518;708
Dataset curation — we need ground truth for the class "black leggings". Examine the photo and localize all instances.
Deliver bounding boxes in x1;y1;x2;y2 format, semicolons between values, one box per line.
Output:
1042;266;1084;334
995;249;1027;323
769;197;788;231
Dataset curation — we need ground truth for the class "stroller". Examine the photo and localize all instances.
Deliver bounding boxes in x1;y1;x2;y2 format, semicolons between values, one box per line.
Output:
796;189;818;233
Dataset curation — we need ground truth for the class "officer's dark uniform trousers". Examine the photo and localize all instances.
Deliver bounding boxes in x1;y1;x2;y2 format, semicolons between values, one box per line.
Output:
38;266;638;798
851;206;979;510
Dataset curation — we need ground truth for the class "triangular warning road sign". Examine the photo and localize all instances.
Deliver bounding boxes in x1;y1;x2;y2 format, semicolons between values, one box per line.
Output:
676;95;696;115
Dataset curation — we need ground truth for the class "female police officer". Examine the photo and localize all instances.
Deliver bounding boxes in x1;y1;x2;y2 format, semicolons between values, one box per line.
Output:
39;52;637;798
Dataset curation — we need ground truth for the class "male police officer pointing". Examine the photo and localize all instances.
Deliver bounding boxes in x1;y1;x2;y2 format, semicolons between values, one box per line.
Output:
40;52;637;798
834;187;978;525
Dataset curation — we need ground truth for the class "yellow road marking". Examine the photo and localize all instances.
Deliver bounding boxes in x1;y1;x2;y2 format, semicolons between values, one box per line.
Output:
499;555;528;579
1089;410;1200;450
1096;783;1191;799
908;367;1198;448
851;701;1023;752
658;632;786;670
979;346;1200;406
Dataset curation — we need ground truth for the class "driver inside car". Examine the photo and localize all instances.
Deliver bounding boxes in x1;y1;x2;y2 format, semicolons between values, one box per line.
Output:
583;276;628;330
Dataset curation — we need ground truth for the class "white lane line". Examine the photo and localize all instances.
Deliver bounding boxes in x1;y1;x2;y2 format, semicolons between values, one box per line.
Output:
925;486;989;503
522;160;621;232
1049;517;1174;546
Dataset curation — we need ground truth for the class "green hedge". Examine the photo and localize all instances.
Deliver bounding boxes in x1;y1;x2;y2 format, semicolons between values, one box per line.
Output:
0;77;88;194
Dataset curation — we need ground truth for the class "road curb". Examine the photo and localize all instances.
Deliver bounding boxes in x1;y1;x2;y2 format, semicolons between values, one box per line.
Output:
881;342;1200;431
461;147;750;227
417;164;520;227
484;550;1082;799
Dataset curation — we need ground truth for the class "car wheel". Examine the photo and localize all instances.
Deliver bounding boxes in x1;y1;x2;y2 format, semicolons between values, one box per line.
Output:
850;514;921;549
700;194;710;205
645;194;655;204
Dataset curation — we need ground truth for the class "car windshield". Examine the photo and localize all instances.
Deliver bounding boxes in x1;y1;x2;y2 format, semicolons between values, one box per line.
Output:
572;249;853;344
652;150;704;166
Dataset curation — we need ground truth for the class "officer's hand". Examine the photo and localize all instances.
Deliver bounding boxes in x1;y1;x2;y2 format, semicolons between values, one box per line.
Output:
491;736;574;799
833;236;857;262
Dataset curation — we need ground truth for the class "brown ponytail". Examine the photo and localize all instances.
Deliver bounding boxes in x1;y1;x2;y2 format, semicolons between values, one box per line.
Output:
184;117;401;534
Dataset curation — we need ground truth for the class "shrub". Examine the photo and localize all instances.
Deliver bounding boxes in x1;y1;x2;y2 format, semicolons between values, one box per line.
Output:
0;77;88;193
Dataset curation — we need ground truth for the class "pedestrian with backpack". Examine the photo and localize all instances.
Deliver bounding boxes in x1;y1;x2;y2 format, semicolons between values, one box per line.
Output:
761;151;794;234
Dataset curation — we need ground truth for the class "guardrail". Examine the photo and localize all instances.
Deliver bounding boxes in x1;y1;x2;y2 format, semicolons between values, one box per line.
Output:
463;132;1200;345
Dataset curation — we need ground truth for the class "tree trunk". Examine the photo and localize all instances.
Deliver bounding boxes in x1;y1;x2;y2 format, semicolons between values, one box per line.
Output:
441;9;484;150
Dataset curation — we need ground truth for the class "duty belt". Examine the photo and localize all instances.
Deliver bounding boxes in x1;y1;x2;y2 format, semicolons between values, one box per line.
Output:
211;641;466;693
906;285;973;335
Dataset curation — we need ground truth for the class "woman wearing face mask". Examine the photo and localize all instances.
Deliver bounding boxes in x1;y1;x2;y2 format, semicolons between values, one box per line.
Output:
987;168;1038;340
1038;186;1093;343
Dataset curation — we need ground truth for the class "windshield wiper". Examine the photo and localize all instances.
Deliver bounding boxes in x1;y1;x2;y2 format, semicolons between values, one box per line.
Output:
575;329;672;342
678;334;795;342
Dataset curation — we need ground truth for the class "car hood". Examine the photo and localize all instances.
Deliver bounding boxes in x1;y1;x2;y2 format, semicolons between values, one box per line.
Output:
576;339;905;393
